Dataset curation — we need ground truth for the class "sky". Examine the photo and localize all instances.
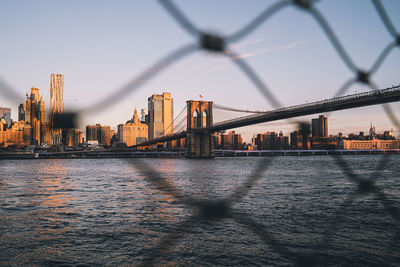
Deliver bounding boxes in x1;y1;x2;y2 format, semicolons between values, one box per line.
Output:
0;0;399;142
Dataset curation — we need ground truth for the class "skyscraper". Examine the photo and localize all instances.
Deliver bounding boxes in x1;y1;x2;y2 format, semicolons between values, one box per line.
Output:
23;87;45;145
311;115;328;138
38;95;50;146
24;96;30;124
13;84;50;147
30;87;39;102
38;96;46;123
27;87;40;125
49;73;64;145
18;104;25;122
147;92;173;140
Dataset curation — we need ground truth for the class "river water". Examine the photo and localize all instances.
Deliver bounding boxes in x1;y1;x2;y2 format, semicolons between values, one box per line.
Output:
1;156;399;266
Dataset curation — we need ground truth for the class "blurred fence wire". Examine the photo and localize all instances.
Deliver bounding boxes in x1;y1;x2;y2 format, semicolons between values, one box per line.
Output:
134;0;400;265
1;0;400;265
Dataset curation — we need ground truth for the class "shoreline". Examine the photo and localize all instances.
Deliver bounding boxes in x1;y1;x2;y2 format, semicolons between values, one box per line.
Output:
0;149;399;159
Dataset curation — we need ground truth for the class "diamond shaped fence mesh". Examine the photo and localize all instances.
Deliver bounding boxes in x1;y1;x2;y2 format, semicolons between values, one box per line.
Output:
1;0;400;266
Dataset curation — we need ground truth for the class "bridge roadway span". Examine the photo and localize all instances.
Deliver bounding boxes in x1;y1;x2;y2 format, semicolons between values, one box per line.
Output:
136;86;400;146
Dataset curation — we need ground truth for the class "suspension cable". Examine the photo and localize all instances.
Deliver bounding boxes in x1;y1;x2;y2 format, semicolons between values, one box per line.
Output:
158;105;187;136
173;116;187;133
213;103;267;114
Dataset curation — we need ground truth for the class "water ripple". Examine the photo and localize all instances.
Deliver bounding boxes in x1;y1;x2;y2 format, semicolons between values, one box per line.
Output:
0;156;399;266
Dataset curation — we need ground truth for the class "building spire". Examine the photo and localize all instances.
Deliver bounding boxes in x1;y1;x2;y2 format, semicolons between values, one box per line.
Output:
133;107;139;124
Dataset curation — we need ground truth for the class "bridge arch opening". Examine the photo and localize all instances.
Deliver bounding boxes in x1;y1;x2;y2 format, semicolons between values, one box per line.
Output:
202;110;208;128
193;110;200;128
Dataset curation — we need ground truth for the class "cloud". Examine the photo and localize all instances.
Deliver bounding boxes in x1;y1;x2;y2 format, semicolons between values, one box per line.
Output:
182;38;315;73
276;42;297;51
227;39;313;61
231;37;266;50
227;48;269;60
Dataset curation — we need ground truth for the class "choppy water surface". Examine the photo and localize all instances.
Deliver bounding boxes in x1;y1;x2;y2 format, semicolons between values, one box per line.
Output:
1;156;399;266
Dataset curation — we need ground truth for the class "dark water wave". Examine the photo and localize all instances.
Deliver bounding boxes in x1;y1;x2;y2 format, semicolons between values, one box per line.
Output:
0;156;399;266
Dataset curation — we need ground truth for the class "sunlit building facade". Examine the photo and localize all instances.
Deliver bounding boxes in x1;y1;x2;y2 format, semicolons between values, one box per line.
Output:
342;139;400;150
38;96;46;122
0;120;25;147
148;92;173;140
118;108;148;147
23;124;32;145
49;73;64;145
20;87;50;146
0;74;73;148
41;122;52;146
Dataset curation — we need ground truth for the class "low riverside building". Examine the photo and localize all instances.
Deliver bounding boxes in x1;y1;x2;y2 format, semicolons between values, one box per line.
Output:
341;139;400;149
117;108;148;147
311;136;338;150
0;119;26;147
86;124;112;147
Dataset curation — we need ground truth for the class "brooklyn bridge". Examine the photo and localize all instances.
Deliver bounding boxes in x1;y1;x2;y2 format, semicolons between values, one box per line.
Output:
135;85;400;158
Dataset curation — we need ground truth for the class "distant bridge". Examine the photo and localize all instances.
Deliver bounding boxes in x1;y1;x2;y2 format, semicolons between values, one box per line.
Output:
136;85;400;157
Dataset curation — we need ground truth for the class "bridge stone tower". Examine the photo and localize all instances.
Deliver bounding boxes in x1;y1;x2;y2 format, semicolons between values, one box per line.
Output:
186;100;214;158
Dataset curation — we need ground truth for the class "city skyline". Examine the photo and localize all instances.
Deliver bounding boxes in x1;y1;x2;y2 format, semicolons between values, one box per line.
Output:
0;1;399;142
1;81;398;150
1;80;399;145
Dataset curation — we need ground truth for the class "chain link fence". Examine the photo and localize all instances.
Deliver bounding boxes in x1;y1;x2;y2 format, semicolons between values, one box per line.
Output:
1;0;400;265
